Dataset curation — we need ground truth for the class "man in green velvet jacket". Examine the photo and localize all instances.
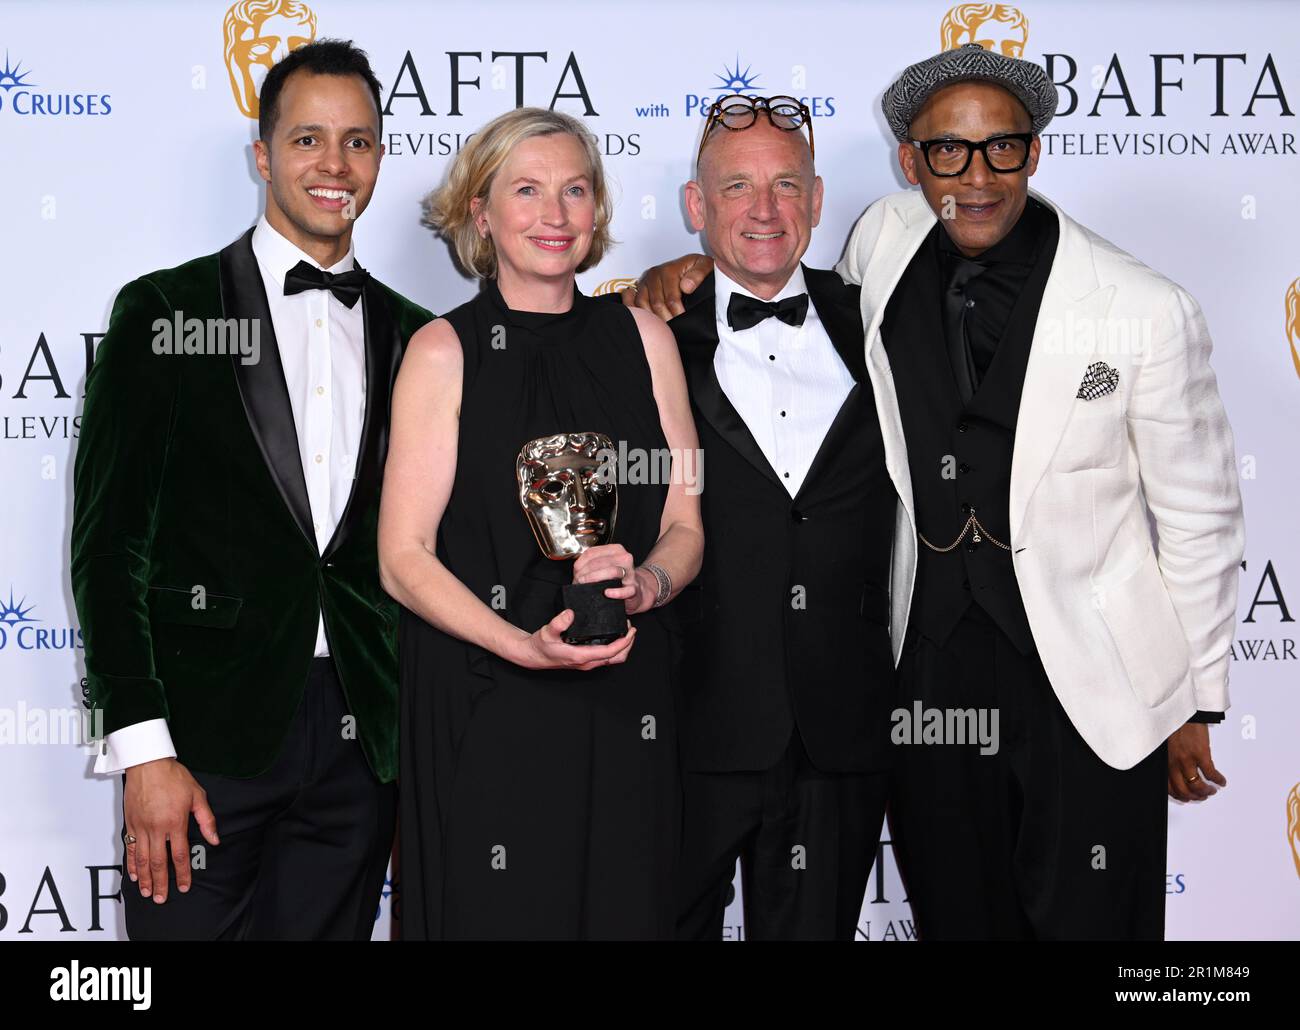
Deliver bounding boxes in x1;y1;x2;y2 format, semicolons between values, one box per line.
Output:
70;39;432;939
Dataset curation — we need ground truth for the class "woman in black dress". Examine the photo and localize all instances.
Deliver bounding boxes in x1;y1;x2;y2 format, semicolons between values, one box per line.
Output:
379;107;702;939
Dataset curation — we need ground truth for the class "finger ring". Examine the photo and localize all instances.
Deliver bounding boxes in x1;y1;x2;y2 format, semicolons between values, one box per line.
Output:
124;834;137;845
1186;774;1201;783
616;566;627;579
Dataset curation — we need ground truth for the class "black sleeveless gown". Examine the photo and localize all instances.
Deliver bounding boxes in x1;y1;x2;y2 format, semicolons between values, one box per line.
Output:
398;279;680;939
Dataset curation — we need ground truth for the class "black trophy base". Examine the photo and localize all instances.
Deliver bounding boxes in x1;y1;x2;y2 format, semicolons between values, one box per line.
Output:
561;579;627;645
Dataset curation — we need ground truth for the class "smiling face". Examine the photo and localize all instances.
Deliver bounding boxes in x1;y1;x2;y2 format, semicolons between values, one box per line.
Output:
898;80;1040;258
253;69;383;259
686;117;823;300
471;133;596;287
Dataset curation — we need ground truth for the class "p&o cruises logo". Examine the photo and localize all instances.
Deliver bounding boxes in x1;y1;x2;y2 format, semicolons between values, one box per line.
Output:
0;51;112;116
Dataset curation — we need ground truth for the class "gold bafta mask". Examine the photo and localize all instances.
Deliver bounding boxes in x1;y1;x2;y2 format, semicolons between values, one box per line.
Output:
1286;278;1300;380
1288;783;1300;880
940;3;1029;59
223;0;318;119
592;277;640;297
517;432;618;559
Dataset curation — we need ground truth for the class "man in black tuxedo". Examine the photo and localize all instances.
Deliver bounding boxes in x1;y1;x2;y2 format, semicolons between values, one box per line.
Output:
71;40;432;939
624;97;897;940
630;48;1243;942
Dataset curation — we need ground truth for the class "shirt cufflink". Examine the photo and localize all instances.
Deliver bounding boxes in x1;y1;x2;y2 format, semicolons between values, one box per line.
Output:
93;719;177;775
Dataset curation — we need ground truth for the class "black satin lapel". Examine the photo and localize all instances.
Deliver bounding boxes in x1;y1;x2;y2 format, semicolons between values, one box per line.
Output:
794;384;865;504
669;274;785;492
323;275;401;560
793;266;872;499
220;228;316;550
803;264;867;383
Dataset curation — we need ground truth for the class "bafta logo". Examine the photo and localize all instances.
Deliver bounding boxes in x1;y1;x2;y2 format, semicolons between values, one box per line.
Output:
940;3;1030;58
1288;783;1300;881
592;277;640;297
1286;278;1300;380
223;0;318;119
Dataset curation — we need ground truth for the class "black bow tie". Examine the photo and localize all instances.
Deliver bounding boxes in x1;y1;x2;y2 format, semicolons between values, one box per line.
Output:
283;260;368;309
726;291;809;331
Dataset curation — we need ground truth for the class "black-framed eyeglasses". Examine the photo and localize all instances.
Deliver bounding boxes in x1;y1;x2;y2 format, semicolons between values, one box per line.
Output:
909;132;1034;177
698;94;815;165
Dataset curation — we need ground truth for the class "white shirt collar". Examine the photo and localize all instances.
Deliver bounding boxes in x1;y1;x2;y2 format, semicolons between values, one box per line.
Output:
251;214;356;288
714;263;809;328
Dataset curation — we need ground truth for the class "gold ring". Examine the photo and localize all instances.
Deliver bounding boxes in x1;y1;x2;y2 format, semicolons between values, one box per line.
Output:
1186;774;1201;783
124;833;137;845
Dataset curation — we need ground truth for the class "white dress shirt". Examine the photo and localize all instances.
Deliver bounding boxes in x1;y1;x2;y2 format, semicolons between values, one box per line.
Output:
95;216;368;774
712;265;855;498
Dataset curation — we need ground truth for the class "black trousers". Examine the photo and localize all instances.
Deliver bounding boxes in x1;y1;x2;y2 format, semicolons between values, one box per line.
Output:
676;730;887;941
121;657;396;941
891;608;1168;941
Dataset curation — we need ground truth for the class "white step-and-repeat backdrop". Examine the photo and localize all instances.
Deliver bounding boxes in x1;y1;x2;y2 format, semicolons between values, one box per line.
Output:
1;0;1296;940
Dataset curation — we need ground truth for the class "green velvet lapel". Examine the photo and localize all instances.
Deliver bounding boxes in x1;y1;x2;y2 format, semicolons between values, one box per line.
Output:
324;271;402;561
220;228;317;552
219;229;407;562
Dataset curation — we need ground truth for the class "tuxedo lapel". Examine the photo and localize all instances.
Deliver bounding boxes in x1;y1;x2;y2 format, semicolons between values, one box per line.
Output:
669;273;785;492
794;265;869;501
219;227;316;550
844;196;930;522
860;195;936;353
804;264;866;383
1009;203;1116;538
322;274;402;560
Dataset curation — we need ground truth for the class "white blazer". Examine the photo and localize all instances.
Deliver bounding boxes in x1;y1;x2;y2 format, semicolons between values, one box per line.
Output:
836;188;1245;770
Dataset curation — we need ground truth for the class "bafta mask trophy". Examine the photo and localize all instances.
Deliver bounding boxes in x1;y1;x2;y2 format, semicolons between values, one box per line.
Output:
517;432;626;645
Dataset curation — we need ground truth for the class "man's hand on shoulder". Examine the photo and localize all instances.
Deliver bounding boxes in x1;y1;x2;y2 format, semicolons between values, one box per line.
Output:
623;254;714;320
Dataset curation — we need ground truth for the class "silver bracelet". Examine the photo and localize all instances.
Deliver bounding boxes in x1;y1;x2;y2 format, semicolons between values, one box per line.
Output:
640;562;672;608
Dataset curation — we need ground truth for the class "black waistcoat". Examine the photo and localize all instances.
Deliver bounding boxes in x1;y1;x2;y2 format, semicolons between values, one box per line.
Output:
880;206;1059;654
669;267;896;774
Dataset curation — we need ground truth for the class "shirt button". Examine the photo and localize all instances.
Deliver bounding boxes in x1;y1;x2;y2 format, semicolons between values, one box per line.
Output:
791;509;808;522
783;472;790;478
316;385;325;396
780;410;787;417
769;354;776;361
965;299;976;309
315;453;323;464
957;422;969;433
315;319;323;328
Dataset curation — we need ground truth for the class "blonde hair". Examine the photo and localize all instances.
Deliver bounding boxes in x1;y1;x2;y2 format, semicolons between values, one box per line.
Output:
422;107;615;279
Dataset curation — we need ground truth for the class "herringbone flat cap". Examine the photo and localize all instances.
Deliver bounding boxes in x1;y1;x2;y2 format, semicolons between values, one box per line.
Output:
882;43;1058;141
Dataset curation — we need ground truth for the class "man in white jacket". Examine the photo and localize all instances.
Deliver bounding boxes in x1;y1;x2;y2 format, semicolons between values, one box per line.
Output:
631;44;1244;940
